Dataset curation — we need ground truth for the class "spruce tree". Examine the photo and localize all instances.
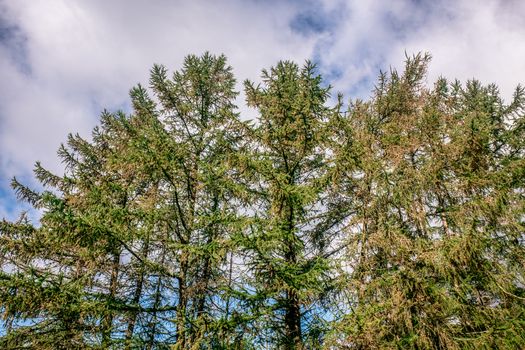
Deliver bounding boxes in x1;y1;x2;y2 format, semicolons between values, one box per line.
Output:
327;54;525;349
0;52;245;349
239;61;341;349
145;52;246;348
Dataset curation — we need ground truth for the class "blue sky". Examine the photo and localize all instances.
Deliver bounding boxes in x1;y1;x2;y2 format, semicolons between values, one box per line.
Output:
1;0;525;221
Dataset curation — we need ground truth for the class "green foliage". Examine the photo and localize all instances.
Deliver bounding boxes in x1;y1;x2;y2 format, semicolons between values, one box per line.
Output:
239;61;341;349
325;53;525;349
1;52;524;349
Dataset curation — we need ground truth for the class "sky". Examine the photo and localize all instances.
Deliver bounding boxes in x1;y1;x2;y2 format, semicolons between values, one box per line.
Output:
1;0;525;221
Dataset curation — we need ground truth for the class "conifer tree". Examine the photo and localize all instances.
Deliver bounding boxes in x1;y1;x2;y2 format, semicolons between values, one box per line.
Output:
239;61;341;349
144;52;246;348
327;54;525;349
0;52;245;349
0;113;142;348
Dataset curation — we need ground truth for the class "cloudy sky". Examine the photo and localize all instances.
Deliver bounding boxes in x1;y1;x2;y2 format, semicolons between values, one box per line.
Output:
1;0;525;220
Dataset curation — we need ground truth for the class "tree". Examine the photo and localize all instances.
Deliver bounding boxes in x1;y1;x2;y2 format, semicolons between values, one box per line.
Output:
238;61;342;349
327;53;525;349
0;52;245;349
145;52;246;348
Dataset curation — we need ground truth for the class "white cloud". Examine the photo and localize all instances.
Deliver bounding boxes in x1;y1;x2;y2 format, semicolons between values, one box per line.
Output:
1;0;525;220
393;0;525;100
317;0;525;100
0;0;320;219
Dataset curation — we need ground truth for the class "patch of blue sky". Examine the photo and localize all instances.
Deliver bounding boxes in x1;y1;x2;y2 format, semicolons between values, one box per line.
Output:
0;185;15;213
0;188;27;221
0;163;42;222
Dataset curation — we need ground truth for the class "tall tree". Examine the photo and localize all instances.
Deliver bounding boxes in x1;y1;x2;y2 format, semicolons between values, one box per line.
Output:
0;52;245;349
145;52;246;348
239;61;341;349
327;53;525;349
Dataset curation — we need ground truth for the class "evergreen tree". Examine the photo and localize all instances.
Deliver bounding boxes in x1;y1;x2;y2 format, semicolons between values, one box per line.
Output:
239;61;341;349
0;52;244;349
145;52;246;348
327;54;525;349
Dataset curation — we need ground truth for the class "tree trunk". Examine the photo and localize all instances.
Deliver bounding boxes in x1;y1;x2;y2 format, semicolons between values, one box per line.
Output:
175;252;188;349
125;239;149;349
102;251;120;347
146;274;163;350
284;289;302;350
284;201;302;350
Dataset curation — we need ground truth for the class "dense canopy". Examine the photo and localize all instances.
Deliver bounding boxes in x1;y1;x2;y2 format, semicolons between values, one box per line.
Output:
1;53;524;349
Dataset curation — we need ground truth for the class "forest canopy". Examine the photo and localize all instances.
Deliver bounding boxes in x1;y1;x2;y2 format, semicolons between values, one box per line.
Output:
1;52;524;349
